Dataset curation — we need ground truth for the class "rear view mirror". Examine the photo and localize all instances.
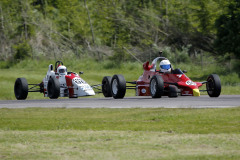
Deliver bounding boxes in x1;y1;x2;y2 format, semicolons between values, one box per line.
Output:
183;70;187;73
79;71;84;75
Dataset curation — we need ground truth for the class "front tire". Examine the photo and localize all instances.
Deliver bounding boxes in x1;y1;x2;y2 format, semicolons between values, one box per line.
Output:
150;75;164;98
168;85;178;98
47;77;60;99
102;76;112;97
206;74;221;97
14;78;28;100
111;74;126;99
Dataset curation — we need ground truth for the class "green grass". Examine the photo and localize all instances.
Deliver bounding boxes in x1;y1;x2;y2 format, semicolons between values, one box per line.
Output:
1;131;239;160
0;108;240;133
0;58;239;100
0;108;240;160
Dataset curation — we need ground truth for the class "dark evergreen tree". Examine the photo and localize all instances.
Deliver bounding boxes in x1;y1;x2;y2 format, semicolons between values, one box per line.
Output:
215;0;240;59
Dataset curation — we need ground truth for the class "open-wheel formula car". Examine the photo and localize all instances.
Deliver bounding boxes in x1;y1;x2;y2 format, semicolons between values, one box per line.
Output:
101;57;221;99
14;61;102;100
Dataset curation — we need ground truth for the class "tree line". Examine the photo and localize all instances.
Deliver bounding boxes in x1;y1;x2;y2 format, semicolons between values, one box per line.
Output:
0;0;239;72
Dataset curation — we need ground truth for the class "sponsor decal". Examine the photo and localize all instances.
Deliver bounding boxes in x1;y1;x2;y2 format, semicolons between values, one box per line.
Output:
141;88;146;94
182;91;192;96
186;80;196;86
177;74;182;78
80;84;92;91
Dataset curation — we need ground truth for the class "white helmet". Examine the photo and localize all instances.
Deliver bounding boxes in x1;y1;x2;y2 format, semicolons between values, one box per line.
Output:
57;65;67;75
160;60;171;72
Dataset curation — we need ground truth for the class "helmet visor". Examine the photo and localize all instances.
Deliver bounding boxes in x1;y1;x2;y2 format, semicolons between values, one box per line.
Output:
160;64;171;70
59;69;65;73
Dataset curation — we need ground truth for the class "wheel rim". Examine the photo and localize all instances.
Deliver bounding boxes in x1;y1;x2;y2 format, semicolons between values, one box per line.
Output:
112;79;118;95
150;79;157;95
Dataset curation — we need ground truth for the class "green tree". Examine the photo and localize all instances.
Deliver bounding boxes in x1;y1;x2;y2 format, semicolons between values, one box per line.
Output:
13;41;31;60
215;0;240;59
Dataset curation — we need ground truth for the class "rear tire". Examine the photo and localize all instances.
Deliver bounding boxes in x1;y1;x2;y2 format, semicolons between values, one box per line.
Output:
102;76;112;97
14;78;28;100
47;77;60;99
150;75;164;98
206;74;221;97
111;74;126;99
168;85;178;98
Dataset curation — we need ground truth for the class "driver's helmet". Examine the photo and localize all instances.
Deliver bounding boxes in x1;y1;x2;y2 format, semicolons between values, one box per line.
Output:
57;65;67;75
160;60;171;72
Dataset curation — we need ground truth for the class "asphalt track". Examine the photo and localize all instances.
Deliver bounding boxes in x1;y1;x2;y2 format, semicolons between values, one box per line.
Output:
0;95;239;108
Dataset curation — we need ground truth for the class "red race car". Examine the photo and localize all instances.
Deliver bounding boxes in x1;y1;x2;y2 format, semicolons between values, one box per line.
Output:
101;57;221;99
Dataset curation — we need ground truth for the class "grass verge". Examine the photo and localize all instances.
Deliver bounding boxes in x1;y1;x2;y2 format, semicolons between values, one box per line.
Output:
0;108;240;159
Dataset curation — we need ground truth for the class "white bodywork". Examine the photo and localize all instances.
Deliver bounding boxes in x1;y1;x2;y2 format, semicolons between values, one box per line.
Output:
71;77;95;97
43;64;95;97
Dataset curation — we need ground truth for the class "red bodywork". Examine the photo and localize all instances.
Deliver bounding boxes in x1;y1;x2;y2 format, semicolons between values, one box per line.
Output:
136;60;203;96
65;73;78;98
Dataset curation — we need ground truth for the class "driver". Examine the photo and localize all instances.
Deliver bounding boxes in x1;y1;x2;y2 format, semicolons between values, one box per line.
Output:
57;65;67;75
159;59;171;73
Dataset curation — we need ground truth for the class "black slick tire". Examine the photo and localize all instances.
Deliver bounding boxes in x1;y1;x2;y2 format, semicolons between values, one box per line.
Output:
102;76;112;97
168;85;178;98
14;78;28;100
47;77;60;99
150;75;164;98
111;74;126;99
206;74;221;97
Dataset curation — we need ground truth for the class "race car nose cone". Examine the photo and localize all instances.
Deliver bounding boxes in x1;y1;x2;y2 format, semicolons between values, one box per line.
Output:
193;89;200;97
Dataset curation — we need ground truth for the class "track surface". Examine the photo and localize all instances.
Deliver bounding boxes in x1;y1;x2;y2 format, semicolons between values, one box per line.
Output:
0;95;239;108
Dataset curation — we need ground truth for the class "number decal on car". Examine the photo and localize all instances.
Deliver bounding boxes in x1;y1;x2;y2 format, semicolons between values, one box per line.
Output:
186;80;196;86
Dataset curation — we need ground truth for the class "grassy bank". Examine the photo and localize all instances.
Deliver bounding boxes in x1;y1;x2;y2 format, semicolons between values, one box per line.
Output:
0;58;239;100
0;108;240;160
